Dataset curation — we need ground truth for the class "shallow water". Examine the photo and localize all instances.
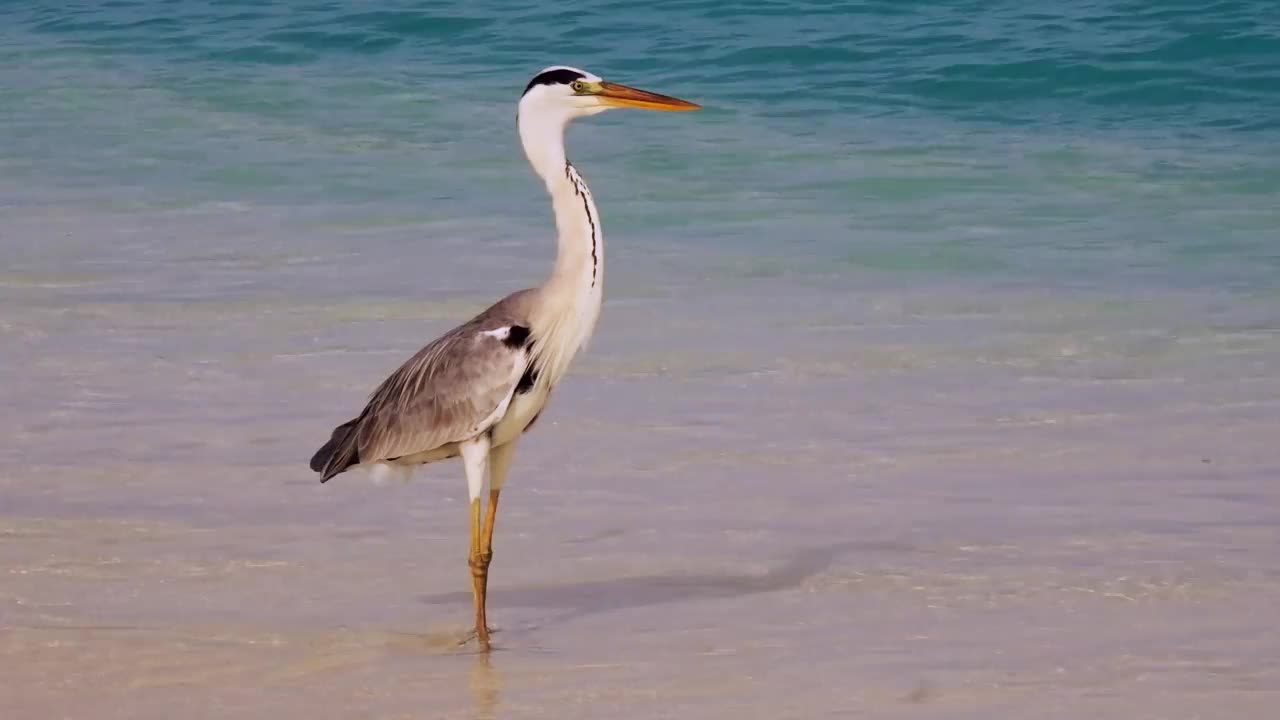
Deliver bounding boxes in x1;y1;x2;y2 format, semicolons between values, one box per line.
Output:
5;250;1279;717
4;1;1280;718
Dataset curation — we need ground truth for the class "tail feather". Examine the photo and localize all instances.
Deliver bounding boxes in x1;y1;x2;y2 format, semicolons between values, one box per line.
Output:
310;418;361;482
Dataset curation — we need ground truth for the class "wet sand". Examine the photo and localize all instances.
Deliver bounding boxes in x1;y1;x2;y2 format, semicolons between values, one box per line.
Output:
4;214;1280;718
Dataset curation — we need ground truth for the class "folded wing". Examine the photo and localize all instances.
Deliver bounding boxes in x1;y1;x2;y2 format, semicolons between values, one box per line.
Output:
312;303;532;482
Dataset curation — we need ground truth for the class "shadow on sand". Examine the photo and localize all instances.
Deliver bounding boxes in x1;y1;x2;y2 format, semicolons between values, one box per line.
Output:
418;539;912;620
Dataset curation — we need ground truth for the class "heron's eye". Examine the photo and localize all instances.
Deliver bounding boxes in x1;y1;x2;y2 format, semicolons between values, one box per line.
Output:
570;81;586;93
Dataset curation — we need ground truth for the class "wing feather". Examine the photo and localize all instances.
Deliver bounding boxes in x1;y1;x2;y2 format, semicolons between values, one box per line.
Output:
356;324;525;463
311;289;537;481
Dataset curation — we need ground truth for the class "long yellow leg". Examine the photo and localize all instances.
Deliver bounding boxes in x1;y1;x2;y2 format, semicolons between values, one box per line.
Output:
467;497;491;649
479;489;501;590
468;489;503;649
464;440;515;651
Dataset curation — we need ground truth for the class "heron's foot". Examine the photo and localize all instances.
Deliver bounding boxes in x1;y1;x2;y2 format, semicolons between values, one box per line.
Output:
457;625;500;648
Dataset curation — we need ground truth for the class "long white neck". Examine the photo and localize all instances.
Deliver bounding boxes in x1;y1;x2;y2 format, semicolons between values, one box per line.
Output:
518;107;605;382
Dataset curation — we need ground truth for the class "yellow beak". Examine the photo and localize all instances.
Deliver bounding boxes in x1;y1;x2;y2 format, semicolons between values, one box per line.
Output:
595;81;701;111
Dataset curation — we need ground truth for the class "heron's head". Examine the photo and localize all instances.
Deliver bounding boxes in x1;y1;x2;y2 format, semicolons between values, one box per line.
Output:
517;66;700;126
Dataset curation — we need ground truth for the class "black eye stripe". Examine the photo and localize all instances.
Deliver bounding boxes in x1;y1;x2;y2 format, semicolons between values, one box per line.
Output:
522;68;587;96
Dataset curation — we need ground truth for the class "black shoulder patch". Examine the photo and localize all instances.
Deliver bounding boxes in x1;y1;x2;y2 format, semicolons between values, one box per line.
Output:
516;365;539;394
503;325;531;349
523;68;586;96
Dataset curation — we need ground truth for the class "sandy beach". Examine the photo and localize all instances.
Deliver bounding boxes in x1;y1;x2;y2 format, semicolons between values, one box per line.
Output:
4;208;1279;717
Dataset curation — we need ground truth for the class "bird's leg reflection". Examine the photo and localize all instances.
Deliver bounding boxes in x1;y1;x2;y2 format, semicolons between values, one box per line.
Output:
468;649;501;720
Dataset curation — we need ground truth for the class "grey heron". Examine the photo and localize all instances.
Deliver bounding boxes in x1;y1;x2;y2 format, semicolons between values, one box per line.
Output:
309;66;699;649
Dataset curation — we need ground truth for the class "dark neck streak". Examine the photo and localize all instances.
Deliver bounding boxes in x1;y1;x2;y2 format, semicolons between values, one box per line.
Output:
565;163;599;288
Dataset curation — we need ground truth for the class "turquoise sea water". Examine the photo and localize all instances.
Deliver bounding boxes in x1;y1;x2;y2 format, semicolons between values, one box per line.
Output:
3;0;1279;291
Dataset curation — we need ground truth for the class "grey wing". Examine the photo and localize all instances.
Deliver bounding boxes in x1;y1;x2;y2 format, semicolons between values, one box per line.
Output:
354;324;528;465
310;288;539;482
